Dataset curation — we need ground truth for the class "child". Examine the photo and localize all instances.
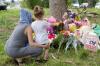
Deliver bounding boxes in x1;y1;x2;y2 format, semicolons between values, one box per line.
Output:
31;5;59;61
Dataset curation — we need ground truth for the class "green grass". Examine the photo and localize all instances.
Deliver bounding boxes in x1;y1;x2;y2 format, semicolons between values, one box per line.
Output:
0;8;100;66
0;9;19;66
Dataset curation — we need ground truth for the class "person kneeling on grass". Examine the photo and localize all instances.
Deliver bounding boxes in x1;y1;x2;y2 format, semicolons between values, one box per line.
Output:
4;8;50;66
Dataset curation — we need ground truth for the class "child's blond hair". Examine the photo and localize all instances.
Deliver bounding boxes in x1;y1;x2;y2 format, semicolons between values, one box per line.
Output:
33;5;44;19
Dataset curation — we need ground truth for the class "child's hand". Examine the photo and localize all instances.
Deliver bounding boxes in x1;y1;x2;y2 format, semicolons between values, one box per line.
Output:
51;22;59;26
43;44;50;49
56;22;63;26
56;22;60;26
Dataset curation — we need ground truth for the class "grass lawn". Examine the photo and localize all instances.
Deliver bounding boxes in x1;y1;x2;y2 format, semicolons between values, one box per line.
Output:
0;8;100;66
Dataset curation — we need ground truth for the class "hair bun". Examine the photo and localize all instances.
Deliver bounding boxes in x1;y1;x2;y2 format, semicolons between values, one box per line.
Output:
33;5;44;18
34;6;39;12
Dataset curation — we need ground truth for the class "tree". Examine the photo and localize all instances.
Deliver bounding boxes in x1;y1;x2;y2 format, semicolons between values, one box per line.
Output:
42;0;49;8
22;0;49;9
78;0;84;4
23;0;42;9
66;0;72;8
49;0;67;21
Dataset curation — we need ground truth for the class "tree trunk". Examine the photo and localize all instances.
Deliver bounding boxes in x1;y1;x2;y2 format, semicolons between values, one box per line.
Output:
49;0;67;21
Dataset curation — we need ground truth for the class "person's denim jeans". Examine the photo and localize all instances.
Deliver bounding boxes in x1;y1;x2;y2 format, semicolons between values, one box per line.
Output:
19;8;32;24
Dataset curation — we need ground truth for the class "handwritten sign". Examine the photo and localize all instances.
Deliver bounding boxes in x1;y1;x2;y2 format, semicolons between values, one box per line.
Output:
84;33;99;52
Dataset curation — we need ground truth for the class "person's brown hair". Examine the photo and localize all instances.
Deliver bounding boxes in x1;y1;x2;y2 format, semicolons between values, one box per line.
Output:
33;5;44;19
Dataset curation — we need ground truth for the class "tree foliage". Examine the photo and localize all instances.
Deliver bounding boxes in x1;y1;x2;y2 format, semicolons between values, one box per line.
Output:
22;0;49;9
21;0;72;9
66;0;72;8
21;0;99;9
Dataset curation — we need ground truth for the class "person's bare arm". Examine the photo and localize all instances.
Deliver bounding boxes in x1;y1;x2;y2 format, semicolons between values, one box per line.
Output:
25;26;50;48
50;22;60;26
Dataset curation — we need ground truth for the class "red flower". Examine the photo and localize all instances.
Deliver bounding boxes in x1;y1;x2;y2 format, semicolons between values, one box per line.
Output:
48;33;55;39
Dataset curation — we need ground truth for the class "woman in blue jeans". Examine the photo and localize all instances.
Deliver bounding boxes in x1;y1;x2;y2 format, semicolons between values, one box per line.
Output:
4;8;50;65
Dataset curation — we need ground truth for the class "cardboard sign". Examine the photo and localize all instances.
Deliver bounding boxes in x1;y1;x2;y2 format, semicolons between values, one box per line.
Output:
84;33;99;52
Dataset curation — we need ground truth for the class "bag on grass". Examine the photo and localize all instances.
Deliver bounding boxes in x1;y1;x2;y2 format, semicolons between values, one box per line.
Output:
92;24;100;38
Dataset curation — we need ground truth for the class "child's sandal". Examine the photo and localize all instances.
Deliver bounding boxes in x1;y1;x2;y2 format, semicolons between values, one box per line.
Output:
16;58;24;66
18;62;25;66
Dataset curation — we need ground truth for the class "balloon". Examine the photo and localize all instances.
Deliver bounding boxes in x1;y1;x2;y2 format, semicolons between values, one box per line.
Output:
48;16;56;23
47;16;56;33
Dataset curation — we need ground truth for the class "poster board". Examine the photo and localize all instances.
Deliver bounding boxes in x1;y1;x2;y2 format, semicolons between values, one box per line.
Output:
84;33;99;52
